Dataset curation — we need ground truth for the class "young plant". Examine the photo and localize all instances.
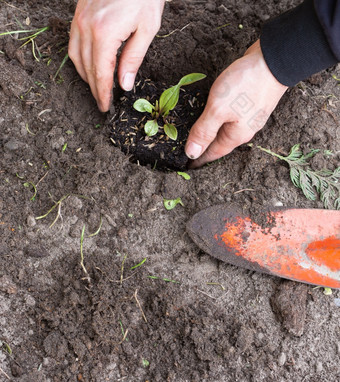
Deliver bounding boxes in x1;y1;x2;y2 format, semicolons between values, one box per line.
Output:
133;73;206;140
252;143;340;210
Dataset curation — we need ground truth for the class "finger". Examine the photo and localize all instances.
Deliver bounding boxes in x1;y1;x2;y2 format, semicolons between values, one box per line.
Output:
79;35;101;108
68;26;88;83
185;103;228;160
92;34;121;112
117;28;158;91
190;123;254;168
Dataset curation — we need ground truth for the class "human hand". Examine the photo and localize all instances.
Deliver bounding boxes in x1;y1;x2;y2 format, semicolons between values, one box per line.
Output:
68;0;165;112
185;40;288;168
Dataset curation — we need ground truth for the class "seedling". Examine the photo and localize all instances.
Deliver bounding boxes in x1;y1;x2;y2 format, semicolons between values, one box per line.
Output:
133;73;206;140
251;143;340;210
163;197;184;210
23;181;37;201
142;359;150;368
130;258;147;270
177;171;191;180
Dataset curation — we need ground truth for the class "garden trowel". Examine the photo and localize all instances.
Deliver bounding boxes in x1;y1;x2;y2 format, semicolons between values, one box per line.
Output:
187;206;340;289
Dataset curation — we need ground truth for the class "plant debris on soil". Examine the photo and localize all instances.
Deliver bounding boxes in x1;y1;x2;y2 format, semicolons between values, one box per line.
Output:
0;1;339;381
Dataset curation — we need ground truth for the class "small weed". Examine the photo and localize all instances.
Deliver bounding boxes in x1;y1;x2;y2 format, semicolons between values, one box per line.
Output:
177;171;191;180
133;73;206;140
35;194;70;227
0;341;12;355
119;320;128;342
323;287;332;295
206;282;225;291
25;123;36;136
251;143;340;209
34;80;46;89
62;143;67;152
142;359;150;368
130;258;147;270
216;23;230;30
53;53;69;81
148;276;180;284
23;181;37;201
80;224;90;280
163;197;184;210
88;216;103;238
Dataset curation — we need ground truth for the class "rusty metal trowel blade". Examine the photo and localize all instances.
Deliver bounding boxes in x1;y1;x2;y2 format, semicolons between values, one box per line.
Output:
187;206;340;289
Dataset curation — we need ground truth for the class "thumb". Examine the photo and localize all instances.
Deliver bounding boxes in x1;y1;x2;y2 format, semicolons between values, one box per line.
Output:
118;30;156;91
185;103;227;160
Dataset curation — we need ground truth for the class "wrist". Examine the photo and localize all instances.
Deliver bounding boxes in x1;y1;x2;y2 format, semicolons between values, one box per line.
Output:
246;40;288;92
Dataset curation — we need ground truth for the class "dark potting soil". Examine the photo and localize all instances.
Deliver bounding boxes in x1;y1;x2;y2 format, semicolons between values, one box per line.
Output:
109;76;206;170
0;1;339;381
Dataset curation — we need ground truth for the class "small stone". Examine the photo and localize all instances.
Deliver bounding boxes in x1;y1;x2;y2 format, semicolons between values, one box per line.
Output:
27;215;36;227
217;5;228;13
25;294;36;307
43;358;49;366
205;3;216;12
4;139;21;151
0;275;18;294
28;330;34;335
316;361;323;373
278;352;286;366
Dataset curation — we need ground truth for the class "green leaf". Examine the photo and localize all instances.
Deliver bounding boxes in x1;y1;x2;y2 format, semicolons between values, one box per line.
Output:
303;148;320;160
133;99;154;113
164;123;178;140
177;171;191;180
289;167;300;188
130;258;147;270
298;169;317;201
144;120;159;136
323;287;332;295
178;73;206;87
334;197;340;210
159;85;180;115
158;73;206;116
163;197;184;210
286;144;303;161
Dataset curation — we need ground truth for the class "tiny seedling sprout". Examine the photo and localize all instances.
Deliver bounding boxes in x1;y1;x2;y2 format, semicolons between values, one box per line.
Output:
163;197;184;210
133;73;206;140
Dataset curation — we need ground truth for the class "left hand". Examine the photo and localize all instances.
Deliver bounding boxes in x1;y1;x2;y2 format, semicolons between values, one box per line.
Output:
185;40;288;168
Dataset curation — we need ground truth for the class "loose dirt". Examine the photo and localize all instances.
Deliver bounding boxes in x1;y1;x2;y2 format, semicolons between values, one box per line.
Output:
1;1;339;381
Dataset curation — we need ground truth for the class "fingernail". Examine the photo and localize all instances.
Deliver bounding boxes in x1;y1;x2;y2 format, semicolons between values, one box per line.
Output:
122;72;135;91
186;142;202;159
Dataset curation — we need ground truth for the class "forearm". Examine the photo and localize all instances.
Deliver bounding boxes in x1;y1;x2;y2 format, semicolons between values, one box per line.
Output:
260;0;340;87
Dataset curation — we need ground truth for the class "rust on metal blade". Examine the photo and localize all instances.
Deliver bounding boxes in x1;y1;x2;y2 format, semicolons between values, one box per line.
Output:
187;206;340;289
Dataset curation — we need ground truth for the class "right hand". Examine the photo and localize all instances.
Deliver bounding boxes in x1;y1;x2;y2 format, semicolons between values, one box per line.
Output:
68;0;165;112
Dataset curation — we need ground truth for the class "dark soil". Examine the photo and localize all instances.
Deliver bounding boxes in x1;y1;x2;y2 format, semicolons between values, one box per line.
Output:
110;76;206;170
1;1;339;381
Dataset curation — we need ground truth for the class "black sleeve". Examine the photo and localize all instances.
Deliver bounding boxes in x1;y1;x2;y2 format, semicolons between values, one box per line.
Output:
260;0;340;87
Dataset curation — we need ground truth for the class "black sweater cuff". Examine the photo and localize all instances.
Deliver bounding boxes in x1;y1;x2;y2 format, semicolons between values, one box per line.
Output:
260;0;338;87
